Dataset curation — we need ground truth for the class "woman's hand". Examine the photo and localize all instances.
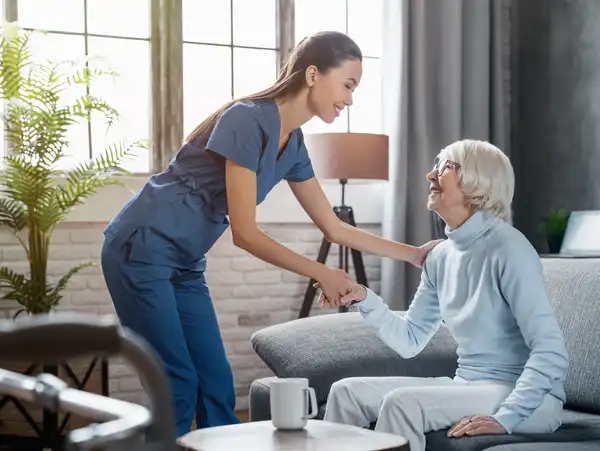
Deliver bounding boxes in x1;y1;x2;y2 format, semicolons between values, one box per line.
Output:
447;415;507;438
314;268;353;307
410;239;444;268
316;281;367;308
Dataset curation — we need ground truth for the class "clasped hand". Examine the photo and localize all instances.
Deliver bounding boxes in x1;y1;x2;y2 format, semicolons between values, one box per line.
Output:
314;268;366;308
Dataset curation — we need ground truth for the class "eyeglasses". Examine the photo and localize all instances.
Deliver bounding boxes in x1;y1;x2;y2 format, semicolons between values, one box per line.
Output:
432;158;461;175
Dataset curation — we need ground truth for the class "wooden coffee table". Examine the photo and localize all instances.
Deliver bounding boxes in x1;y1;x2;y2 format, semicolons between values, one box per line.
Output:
177;420;409;451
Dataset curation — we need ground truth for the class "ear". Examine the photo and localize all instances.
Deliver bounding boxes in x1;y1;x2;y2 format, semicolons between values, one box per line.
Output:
305;65;318;87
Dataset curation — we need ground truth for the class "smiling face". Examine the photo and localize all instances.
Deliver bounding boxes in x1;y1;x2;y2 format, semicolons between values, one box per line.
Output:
305;58;363;124
426;156;467;215
425;140;516;228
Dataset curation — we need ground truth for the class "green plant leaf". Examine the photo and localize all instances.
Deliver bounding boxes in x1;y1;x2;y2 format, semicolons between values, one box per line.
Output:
0;25;143;314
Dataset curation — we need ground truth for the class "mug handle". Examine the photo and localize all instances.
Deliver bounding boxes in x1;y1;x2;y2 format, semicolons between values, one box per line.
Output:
303;387;318;419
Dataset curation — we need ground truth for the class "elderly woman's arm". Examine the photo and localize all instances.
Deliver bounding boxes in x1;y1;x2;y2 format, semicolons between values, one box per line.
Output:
491;242;569;434
340;255;443;359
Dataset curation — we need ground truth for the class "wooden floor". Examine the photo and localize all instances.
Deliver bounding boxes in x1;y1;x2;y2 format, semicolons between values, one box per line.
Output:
236;410;250;422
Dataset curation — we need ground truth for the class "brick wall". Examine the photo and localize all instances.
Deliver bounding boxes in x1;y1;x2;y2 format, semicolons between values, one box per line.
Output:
0;222;382;411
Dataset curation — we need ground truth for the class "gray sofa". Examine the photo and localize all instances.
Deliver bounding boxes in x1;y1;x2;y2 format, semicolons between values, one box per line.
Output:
249;257;600;450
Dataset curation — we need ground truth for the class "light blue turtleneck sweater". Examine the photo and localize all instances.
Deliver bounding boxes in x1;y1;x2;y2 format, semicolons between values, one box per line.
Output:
357;210;569;434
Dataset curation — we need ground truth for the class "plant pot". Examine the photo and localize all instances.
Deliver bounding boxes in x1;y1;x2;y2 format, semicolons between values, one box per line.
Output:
547;234;564;254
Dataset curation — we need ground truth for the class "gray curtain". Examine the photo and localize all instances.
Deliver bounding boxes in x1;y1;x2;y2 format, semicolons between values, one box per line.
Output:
380;0;508;309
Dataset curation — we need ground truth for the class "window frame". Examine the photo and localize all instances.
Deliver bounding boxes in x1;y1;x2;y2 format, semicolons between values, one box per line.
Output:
4;0;151;167
4;0;381;174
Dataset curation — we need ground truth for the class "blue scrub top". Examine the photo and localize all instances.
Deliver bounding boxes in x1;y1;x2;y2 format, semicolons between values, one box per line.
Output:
103;99;315;270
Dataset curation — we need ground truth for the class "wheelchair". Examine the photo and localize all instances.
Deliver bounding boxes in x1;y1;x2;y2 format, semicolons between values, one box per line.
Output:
0;313;177;451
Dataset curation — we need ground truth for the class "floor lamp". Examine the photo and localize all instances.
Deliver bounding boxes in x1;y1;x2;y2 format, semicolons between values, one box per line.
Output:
297;132;389;318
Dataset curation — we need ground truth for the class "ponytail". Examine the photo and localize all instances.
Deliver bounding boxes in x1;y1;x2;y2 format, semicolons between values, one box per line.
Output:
185;67;304;145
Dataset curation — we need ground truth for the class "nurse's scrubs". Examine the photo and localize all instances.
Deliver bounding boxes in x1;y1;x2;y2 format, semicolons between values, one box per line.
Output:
100;99;315;436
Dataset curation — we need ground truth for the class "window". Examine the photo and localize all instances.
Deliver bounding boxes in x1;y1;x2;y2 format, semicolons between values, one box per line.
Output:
182;0;278;138
295;0;384;135
6;0;384;173
16;0;151;172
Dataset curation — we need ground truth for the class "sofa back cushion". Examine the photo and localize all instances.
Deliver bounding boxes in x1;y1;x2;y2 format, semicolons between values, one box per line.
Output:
542;258;600;414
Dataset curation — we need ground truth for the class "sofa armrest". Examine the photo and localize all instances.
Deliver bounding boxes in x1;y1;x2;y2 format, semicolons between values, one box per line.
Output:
250;311;458;405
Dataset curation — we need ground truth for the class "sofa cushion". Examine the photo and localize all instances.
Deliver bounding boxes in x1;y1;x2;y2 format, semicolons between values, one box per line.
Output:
541;258;600;414
250;311;458;404
424;409;600;451
485;441;600;451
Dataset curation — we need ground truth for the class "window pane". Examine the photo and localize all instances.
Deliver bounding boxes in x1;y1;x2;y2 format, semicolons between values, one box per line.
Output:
301;109;349;134
233;48;277;98
18;0;84;33
183;0;231;45
87;0;150;39
347;0;382;58
349;58;382;133
294;0;346;44
28;32;89;169
87;37;151;173
183;44;232;137
232;0;276;49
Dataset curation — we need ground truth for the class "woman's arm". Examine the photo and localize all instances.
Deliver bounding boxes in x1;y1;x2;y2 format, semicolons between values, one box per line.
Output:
491;242;569;434
288;178;439;267
226;160;352;303
319;257;442;358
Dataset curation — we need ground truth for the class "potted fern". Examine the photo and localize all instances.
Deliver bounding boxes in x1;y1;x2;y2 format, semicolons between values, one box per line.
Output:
0;24;145;316
0;23;146;446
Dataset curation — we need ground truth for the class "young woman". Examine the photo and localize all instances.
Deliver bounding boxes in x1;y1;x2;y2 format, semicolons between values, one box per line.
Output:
100;31;439;437
321;140;569;451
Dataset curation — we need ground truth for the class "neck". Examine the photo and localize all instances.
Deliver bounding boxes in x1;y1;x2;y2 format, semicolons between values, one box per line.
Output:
275;92;313;139
437;206;476;229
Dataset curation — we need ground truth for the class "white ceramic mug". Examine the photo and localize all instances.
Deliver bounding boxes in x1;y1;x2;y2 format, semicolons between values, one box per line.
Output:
270;377;318;430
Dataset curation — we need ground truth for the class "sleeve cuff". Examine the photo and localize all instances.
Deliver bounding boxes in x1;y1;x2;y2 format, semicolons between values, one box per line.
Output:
357;287;384;313
492;408;523;434
284;163;315;182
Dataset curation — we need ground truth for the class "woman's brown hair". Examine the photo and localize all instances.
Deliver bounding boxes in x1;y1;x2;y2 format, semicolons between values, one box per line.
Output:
185;31;362;145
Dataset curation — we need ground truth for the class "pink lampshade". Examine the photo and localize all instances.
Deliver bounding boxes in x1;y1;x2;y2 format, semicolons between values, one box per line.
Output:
303;132;389;181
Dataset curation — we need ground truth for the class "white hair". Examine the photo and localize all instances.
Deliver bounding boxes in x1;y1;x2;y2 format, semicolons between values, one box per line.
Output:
438;139;515;223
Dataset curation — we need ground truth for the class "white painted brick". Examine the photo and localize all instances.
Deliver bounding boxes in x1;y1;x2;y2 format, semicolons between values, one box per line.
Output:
243;270;281;285
216;313;239;329
231;285;269;299
0;221;384;410
49;245;93;260
1;246;28;261
210;241;243;258
266;283;305;298
69;228;105;244
231;256;267;271
206;257;231;271
208;285;234;300
0;229;20;245
206;271;245;285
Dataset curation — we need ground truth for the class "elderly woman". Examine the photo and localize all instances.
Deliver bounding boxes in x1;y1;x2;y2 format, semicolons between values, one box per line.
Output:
321;140;569;451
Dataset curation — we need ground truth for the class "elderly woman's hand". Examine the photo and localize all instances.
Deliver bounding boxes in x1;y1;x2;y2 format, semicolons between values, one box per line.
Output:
316;281;367;308
447;415;507;438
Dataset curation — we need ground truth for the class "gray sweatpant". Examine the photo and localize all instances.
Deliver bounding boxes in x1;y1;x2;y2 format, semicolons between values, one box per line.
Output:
323;376;563;451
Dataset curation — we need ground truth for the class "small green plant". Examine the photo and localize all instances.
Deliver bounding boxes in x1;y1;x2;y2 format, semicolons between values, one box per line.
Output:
537;208;570;253
0;23;147;316
538;208;570;237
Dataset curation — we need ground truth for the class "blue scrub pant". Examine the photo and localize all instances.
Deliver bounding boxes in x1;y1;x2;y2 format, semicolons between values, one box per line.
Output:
101;239;239;437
